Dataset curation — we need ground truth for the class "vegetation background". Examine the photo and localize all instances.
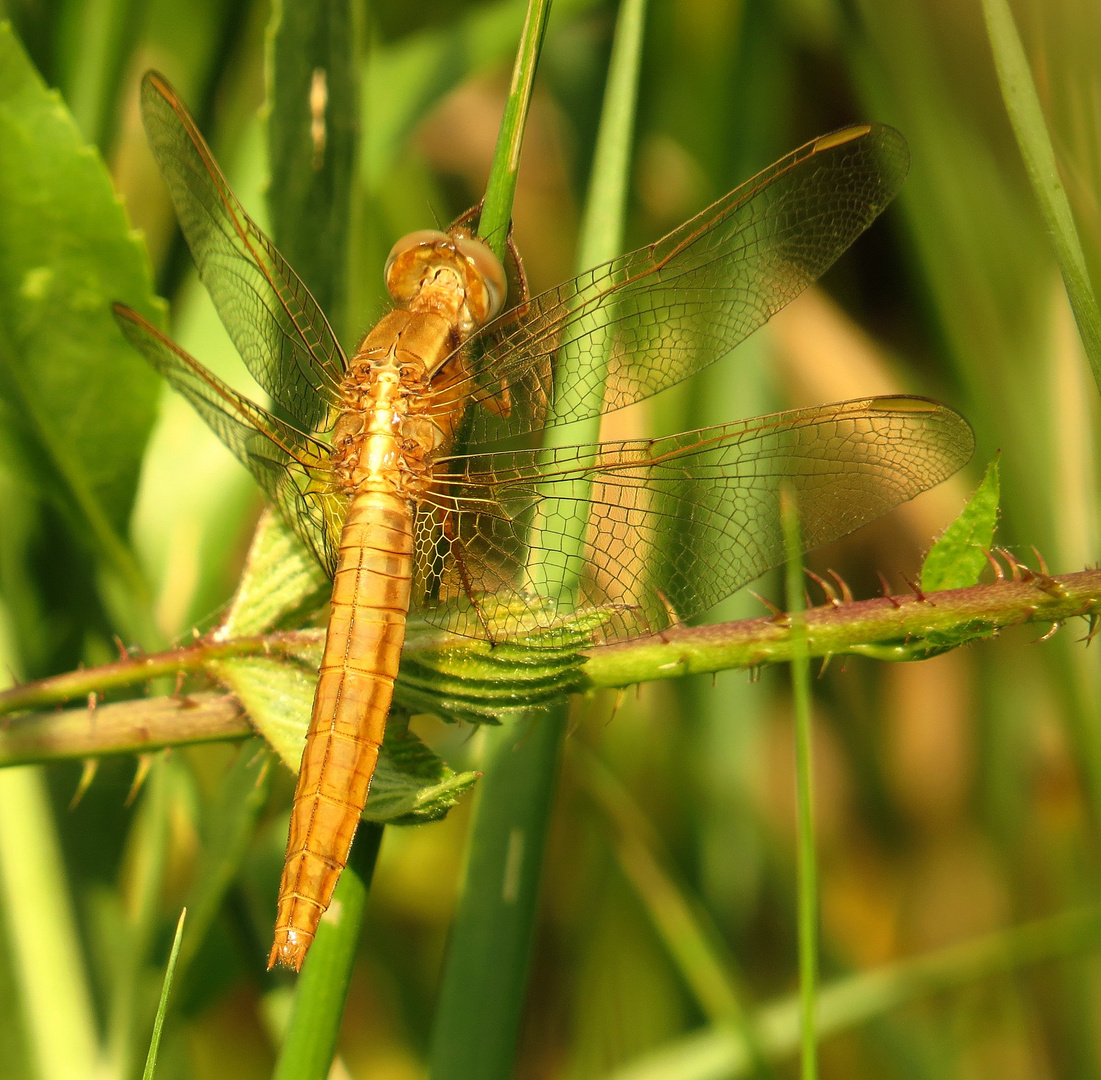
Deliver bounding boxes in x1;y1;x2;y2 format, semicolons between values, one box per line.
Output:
1;0;1100;1077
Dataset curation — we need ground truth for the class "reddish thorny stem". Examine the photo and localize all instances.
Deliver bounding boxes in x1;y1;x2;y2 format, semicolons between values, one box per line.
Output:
1;563;1100;768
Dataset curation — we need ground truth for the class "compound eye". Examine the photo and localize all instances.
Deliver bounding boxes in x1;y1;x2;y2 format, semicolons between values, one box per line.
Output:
454;235;506;320
383;229;450;286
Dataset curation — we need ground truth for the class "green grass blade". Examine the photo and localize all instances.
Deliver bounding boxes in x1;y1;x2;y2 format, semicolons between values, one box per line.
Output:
266;0;360;341
476;0;553;261
272;824;381;1080
429;4;647;1076
54;0;145;151
0;766;101;1080
781;488;817;1080
982;0;1101;395
573;0;645;273
427;715;568;1079
140;907;186;1080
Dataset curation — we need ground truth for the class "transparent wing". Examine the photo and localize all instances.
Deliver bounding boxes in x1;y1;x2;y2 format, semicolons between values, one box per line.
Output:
113;305;343;574
141;71;347;432
410;397;973;643
429;125;910;446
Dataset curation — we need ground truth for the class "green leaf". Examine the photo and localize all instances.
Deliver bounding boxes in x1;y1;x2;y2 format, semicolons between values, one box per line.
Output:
921;458;1000;592
369;724;480;825
396;614;592;723
0;24;161;626
214;656;478;824
218;510;329;638
141;907;186;1080
266;0;360;342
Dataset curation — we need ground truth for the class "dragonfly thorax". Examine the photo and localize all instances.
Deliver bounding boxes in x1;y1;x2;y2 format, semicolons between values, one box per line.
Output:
331;319;456;495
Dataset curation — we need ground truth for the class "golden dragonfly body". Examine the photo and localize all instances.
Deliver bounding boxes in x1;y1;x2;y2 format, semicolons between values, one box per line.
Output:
115;73;973;971
268;246;505;969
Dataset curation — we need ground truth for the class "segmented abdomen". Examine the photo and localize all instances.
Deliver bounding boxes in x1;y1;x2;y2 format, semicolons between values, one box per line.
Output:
268;488;413;970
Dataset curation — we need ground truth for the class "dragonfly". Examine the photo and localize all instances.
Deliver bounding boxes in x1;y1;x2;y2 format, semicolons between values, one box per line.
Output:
114;72;973;971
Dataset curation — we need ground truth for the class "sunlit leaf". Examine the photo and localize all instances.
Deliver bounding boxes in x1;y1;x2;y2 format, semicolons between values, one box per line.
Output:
219;510;329;638
0;25;161;542
0;26;161;646
215;656;478;824
921;458;1000;592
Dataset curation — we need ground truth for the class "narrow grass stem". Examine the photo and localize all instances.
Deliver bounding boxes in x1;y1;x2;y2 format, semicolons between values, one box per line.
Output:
476;0;552;260
141;908;187;1080
430;3;645;1076
781;489;817;1080
982;0;1101;392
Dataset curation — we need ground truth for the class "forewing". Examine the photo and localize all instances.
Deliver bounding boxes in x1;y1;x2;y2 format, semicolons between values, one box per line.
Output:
113;305;342;575
413;397;973;642
430;126;910;445
140;72;346;432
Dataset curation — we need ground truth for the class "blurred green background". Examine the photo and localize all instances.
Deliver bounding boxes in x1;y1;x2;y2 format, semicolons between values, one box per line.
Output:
2;0;1101;1077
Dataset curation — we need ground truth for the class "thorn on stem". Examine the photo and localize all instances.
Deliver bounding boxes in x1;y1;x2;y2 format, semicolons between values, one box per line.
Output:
655;589;685;631
608;687;627;724
804;568;840;607
826;569;854;604
748;589;787;622
1033;573;1069;598
994;546;1023;582
69;759;99;810
126;753;156;807
981;547;1006;582
877;570;902;609
901;574;935;605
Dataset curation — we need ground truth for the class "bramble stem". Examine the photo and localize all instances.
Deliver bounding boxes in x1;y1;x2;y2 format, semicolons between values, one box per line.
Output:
3;567;1100;767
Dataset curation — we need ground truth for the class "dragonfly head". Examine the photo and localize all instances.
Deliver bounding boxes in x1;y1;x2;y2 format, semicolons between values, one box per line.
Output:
384;229;506;332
